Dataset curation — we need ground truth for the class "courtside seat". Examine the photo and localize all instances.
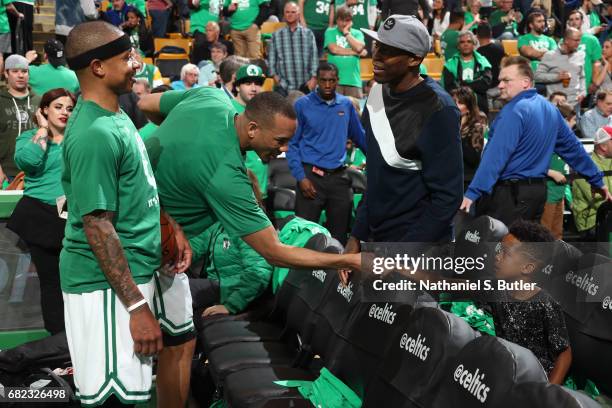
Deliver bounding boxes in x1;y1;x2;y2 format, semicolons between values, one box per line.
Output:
363;307;480;408
201;236;342;354
534;240;582;289
225;366;316;408
206;240;348;387
453;215;508;280
224;273;414;407
207;342;300;386
346;167;366;193
268;158;297;191
563;253;612;395
198;234;330;331
546;252;607;324
510;382;603;408
432;336;547;408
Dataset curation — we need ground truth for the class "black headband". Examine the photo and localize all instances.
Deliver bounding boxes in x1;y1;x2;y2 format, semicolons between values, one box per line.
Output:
67;34;132;70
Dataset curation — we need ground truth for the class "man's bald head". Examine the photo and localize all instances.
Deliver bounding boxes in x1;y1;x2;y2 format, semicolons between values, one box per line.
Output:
66;21;125;62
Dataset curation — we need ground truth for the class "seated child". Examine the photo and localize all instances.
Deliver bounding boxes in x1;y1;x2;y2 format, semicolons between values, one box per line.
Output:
486;220;572;384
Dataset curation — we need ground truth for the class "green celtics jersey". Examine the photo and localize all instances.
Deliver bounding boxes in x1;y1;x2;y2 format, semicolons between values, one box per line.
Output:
224;0;268;31
60;99;161;294
334;0;377;30
517;33;557;71
303;0;332;30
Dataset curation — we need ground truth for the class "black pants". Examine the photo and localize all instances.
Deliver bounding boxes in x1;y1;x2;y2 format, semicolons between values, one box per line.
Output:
312;28;325;58
29;244;65;335
8;2;33;54
295;165;352;245
476;181;547;227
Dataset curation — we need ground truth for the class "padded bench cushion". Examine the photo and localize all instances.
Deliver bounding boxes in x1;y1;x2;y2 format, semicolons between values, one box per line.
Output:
208;341;296;385
225;366;316;408
201;320;285;354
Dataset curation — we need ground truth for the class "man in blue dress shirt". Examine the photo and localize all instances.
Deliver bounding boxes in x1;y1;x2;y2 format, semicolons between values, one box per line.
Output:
287;61;366;244
460;56;612;226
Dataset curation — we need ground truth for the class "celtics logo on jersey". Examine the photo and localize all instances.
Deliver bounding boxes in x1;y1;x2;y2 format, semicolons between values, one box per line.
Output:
336;34;349;48
223;238;231;250
462;68;474;81
17;109;29;123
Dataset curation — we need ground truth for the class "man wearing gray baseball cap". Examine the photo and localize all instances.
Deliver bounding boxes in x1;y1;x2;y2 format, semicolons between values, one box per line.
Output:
340;15;464;282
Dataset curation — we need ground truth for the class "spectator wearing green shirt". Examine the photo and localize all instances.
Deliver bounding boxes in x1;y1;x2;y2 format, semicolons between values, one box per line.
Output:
230;64;269;199
126;0;146;16
190;0;223;61
464;0;482;32
122;8;153;57
324;6;366;98
443;30;493;113
567;9;603;94
224;0;270;59
541;102;575;239
441;11;465;60
518;11;557;72
8;88;76;335
28;39;80;96
579;0;607;36
489;0;522;39
572;126;612;237
334;0;377;54
299;0;333;56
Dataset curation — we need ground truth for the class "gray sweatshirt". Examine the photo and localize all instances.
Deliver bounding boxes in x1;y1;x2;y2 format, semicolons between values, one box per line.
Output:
535;47;586;106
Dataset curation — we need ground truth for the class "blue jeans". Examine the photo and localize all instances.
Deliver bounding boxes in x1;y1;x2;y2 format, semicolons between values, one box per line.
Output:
149;9;170;38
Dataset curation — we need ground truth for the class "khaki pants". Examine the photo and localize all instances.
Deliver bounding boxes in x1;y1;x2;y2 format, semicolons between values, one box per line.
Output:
231;24;261;59
540;201;564;240
336;85;363;99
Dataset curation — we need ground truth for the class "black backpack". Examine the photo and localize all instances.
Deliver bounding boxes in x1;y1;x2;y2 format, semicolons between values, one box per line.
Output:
0;333;77;406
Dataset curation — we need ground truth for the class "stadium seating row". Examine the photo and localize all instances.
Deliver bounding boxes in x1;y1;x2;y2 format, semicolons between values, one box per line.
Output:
191;215;609;407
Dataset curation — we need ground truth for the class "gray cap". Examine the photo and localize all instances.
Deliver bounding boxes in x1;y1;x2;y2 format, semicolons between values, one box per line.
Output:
362;15;432;58
5;54;30;70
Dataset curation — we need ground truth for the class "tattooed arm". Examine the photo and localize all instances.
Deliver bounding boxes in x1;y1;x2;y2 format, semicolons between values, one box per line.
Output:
82;210;163;356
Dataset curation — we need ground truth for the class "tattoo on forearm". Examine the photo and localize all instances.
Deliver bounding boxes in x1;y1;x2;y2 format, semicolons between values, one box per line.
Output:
83;211;143;307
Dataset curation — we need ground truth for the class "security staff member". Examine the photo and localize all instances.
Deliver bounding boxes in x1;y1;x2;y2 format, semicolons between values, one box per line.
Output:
460;56;612;226
287;61;365;245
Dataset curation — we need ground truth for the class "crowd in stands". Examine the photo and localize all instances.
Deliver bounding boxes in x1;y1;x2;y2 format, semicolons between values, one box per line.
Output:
0;0;610;406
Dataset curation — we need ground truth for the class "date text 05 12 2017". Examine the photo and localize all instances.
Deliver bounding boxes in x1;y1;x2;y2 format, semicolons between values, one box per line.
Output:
0;387;70;402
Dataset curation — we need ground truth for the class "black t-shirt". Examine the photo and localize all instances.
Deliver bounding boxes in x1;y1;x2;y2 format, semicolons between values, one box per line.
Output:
487;289;570;375
477;42;505;87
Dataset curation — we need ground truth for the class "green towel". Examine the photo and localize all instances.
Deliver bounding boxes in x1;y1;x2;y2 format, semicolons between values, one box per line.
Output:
275;367;362;408
564;376;600;399
439;298;496;336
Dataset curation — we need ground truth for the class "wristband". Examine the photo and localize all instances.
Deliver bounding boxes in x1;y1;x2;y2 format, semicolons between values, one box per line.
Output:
127;298;147;313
